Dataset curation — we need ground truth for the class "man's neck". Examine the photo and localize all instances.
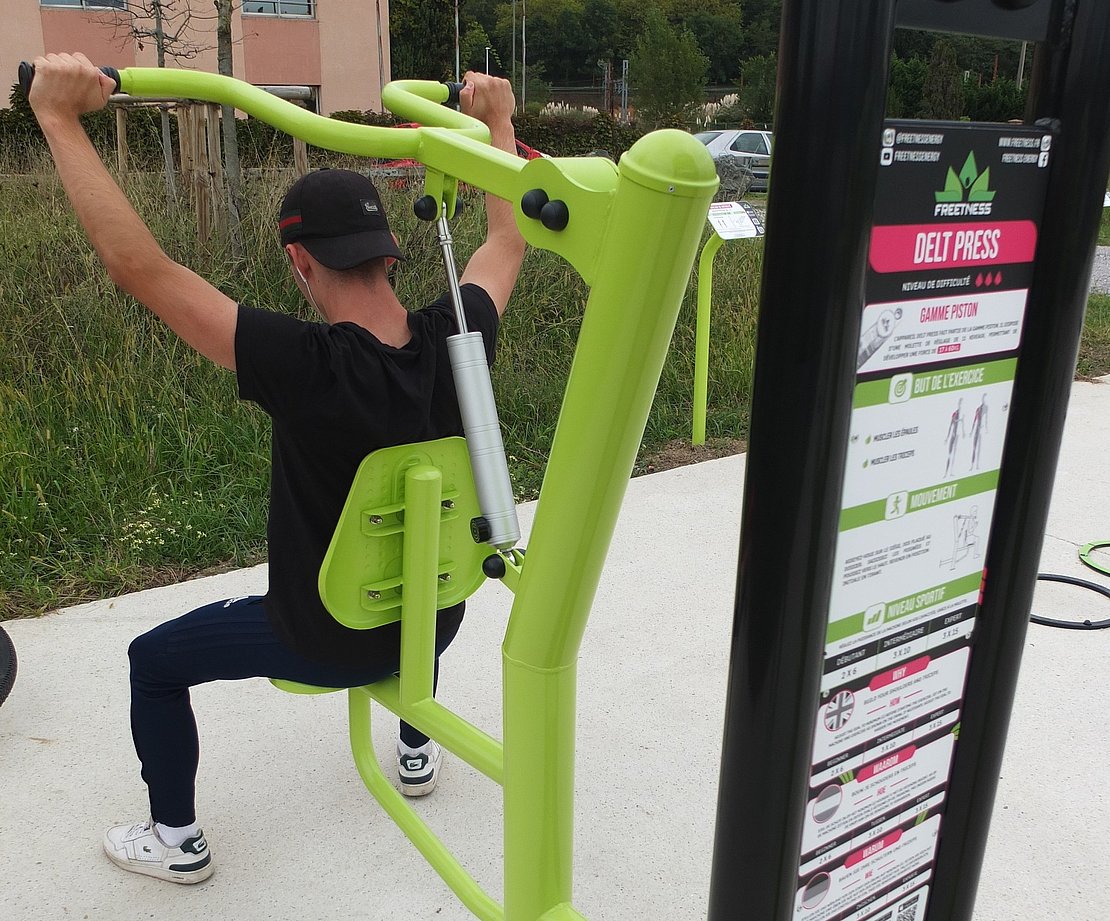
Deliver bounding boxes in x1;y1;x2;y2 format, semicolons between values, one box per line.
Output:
320;277;411;348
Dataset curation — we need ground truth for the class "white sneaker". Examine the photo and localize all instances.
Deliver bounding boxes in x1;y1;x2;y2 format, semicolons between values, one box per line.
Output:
397;740;442;796
103;821;213;884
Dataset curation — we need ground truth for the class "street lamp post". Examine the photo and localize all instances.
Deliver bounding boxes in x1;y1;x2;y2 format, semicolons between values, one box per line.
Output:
485;46;491;74
454;0;460;83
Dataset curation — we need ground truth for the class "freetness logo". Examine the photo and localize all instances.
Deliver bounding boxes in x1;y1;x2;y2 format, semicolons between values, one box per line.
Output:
934;152;996;218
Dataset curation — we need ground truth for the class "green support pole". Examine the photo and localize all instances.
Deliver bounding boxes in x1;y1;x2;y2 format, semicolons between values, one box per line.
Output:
399;465;441;709
692;232;725;446
502;131;717;921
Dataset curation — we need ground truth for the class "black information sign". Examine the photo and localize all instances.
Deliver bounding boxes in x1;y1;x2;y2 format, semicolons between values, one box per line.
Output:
792;121;1053;921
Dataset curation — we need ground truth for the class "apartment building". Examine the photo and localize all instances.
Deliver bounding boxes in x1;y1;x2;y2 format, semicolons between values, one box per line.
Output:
0;1;392;114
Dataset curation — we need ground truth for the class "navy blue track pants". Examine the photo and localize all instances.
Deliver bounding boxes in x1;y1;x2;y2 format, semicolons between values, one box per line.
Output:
127;595;455;826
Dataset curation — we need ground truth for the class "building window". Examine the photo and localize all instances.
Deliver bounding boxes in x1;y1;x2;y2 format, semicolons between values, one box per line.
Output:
41;0;127;9
242;1;314;16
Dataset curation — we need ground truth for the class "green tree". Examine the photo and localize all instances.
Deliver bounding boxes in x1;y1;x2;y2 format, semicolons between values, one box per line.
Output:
739;0;782;60
686;2;745;84
919;39;963;120
462;18;499;74
583;0;621;63
739;53;777;124
629;7;709;127
887;54;927;119
390;0;456;81
963;77;1027;123
526;3;595;83
895;31;1025;87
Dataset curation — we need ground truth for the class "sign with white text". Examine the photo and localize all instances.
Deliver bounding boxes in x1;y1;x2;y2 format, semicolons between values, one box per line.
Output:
793;121;1053;921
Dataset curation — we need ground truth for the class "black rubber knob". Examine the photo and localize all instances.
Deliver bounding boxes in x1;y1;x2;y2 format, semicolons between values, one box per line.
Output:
443;81;464;107
521;188;549;219
482;554;507;579
540;200;570;231
471;516;492;544
414;195;438;221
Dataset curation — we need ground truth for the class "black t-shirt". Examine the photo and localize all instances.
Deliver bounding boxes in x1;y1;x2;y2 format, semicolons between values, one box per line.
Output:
235;284;499;666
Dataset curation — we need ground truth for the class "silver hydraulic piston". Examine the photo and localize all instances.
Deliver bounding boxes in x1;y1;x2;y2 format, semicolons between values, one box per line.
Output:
435;212;521;550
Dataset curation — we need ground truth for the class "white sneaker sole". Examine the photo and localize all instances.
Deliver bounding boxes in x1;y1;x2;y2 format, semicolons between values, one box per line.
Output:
400;773;439;796
103;843;214;884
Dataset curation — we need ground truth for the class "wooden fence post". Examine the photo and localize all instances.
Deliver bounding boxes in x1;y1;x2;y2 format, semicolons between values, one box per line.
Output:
193;105;212;244
205;103;227;239
294;136;309;176
114;106;128;174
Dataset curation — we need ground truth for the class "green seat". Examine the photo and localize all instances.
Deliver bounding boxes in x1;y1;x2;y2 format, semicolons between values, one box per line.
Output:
271;679;342;695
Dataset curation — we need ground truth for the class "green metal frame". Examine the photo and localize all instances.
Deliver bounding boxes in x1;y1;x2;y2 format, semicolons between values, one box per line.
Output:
112;68;717;920
692;231;726;446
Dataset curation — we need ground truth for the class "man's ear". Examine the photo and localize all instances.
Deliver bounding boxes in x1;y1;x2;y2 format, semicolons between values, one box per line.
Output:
285;242;313;278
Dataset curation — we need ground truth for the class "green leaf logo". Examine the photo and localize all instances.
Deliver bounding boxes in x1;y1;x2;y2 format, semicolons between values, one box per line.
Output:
935;153;996;203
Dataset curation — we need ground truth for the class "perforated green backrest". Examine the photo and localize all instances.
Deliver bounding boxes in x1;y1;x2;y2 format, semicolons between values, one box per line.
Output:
318;436;488;631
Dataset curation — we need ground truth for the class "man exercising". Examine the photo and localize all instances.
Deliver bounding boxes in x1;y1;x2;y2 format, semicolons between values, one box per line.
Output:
29;52;525;885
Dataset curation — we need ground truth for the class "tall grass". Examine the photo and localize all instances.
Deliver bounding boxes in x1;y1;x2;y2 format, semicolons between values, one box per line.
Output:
0;156;762;617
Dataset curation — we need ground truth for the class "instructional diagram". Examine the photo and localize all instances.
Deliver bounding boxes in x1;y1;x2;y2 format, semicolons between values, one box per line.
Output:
794;815;940;921
802;732;955;856
857;289;1026;374
794;121;1052;921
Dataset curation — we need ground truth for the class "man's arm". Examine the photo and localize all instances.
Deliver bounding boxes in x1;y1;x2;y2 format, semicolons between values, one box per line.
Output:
30;53;237;370
457;72;527;317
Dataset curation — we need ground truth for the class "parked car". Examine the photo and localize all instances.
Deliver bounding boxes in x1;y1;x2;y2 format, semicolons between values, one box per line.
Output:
694;129;773;192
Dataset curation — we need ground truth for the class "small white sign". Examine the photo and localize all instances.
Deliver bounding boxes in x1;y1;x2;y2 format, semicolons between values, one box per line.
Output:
707;200;766;240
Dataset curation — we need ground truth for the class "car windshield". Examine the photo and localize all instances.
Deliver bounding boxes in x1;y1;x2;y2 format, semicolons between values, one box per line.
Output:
694;132;722;145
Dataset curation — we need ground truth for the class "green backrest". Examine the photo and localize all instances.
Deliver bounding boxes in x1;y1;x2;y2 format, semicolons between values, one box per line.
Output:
318;436;488;631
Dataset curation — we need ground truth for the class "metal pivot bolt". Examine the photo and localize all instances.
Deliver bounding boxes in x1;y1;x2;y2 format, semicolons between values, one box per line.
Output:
483;554;507;579
521;188;569;231
540;200;570;231
521;188;548;218
414;195;438;221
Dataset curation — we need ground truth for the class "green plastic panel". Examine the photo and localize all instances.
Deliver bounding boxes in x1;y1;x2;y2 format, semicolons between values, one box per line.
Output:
318;437;487;630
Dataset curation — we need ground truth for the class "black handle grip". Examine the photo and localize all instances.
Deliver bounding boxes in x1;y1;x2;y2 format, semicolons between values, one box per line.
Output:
18;61;122;98
443;81;464;107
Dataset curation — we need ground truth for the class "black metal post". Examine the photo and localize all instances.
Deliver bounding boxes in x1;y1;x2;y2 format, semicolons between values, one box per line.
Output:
927;1;1110;918
706;3;897;919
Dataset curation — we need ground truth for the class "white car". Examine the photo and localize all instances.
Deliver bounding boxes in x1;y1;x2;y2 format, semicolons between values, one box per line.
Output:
695;129;773;192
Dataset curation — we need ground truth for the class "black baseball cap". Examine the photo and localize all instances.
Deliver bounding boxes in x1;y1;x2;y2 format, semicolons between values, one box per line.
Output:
278;168;403;270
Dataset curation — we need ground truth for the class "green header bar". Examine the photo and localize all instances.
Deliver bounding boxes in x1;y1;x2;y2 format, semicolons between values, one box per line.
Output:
826;570;983;644
840;469;999;531
853;358;1017;409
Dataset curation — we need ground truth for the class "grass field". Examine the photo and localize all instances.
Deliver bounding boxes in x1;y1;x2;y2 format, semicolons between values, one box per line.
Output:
0;164;760;617
1;165;1107;618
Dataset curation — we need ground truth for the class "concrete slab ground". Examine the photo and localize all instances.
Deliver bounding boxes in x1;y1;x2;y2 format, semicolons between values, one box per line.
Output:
2;378;1108;921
